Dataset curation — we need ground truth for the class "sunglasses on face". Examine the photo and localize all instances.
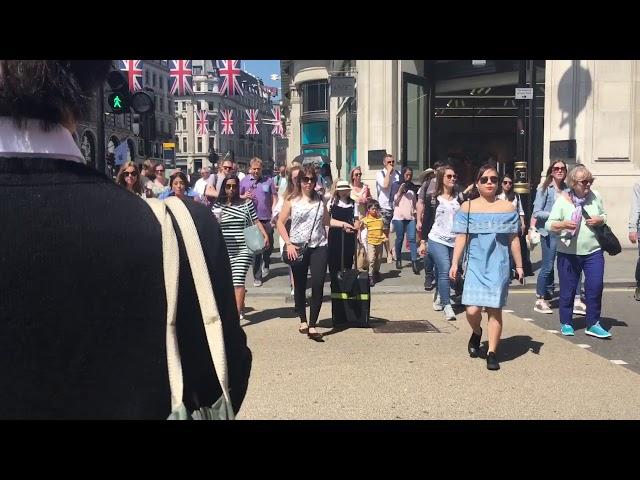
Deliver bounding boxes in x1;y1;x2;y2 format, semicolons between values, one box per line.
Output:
479;176;499;185
353;173;362;177
553;166;566;172
503;180;513;185
445;174;457;180
225;184;238;189
578;179;593;186
155;169;165;173
222;166;233;170
124;171;138;177
301;176;316;184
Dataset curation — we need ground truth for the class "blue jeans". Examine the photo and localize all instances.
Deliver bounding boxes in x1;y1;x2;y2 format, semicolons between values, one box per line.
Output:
636;231;640;286
392;219;417;261
536;233;557;297
428;239;454;306
557;250;604;328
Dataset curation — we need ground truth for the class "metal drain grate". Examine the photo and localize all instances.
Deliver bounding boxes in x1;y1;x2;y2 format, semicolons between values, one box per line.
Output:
373;320;440;334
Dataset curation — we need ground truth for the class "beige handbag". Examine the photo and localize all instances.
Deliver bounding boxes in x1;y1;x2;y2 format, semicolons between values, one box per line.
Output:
146;197;235;420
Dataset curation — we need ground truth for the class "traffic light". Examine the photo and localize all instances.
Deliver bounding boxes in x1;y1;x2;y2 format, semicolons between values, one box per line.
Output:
107;70;129;113
106;68;154;114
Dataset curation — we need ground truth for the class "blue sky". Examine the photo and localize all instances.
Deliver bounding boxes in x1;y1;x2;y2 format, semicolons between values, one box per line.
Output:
243;60;281;101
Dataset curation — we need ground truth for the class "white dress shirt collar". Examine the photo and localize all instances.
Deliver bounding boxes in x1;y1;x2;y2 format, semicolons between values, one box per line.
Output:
0;117;84;164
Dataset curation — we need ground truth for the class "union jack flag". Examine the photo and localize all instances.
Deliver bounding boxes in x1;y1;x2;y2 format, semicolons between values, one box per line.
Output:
271;106;284;137
196;109;209;136
118;60;143;92
245;109;259;135
169;60;193;96
221;109;234;135
217;60;243;96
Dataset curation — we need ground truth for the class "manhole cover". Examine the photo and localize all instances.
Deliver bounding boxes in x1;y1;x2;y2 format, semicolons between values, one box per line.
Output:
373;320;440;334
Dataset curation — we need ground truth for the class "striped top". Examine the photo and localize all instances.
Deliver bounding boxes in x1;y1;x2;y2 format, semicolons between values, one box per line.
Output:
213;200;258;251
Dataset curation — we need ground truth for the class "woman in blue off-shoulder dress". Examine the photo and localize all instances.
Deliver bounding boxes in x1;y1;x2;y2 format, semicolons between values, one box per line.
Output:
449;164;524;371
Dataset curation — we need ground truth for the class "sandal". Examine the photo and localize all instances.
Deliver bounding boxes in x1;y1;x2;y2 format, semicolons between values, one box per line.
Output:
298;323;309;334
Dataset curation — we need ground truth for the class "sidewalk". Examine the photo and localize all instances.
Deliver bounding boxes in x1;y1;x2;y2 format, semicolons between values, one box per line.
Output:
237;293;640;419
247;245;638;296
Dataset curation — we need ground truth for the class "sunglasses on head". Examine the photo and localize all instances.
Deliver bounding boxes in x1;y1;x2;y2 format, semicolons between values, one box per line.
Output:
445;174;457;180
301;176;316;184
553;166;566;172
124;171;138;177
479;176;499;185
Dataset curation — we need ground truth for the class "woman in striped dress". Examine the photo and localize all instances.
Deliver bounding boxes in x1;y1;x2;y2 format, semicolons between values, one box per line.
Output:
213;174;270;320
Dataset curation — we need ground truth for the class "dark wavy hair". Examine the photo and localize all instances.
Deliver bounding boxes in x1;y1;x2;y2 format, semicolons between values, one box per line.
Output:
0;60;112;130
169;171;190;194
467;163;499;199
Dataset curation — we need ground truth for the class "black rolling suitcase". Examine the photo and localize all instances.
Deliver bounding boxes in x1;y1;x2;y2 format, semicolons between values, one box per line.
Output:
331;230;370;327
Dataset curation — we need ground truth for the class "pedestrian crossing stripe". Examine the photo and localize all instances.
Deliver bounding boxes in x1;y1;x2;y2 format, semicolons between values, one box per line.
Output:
576;344;591;349
331;293;370;301
611;360;629;365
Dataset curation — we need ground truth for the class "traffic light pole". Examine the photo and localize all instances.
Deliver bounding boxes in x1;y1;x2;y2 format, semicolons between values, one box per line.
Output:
96;82;106;174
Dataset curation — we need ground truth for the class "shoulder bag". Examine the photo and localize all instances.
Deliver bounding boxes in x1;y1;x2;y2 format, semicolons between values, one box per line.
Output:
242;202;266;254
580;207;621;256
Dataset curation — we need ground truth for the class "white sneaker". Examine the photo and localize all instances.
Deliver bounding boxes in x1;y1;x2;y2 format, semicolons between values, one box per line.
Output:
262;266;269;278
239;311;245;321
443;304;456;321
253;279;262;287
573;299;587;316
534;299;553;314
432;291;443;311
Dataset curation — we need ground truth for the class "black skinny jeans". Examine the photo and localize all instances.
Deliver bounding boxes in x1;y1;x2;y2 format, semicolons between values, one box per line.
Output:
291;245;328;328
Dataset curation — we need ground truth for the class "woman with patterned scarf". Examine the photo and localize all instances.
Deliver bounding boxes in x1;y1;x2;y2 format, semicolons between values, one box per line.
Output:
545;165;611;339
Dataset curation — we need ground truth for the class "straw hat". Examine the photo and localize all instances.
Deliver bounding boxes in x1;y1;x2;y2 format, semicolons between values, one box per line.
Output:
335;180;352;191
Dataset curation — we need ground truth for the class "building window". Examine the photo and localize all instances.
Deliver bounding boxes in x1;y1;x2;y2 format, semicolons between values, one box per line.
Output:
182;137;187;153
403;73;427;172
197;137;203;153
175;101;179;112
193;65;202;75
302;81;329;113
208;101;214;111
182;102;186;112
302;121;328;145
182;117;187;130
152;72;157;87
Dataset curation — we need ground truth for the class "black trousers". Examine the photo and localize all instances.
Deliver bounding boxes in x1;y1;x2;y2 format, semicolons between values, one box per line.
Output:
253;220;274;280
291;245;328;328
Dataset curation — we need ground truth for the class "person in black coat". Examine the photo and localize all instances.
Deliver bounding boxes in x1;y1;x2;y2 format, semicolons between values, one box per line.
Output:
0;60;251;419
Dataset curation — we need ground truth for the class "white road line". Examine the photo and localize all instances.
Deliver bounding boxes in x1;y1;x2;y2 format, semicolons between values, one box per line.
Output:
547;329;559;334
503;309;514;313
576;344;591;349
522;317;534;322
611;360;629;365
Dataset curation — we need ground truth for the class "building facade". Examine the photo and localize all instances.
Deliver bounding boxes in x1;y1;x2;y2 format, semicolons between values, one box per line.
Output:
174;60;276;175
76;60;175;174
281;60;640;246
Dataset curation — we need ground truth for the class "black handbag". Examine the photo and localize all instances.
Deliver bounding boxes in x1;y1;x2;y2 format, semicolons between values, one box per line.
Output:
580;207;621;256
454;202;471;293
283;196;322;266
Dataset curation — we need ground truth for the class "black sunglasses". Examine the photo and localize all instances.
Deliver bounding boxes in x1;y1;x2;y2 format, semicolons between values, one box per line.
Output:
578;179;593;186
503;180;513;185
479;176;499;185
225;184;238;189
124;171;138;177
445;174;457;180
553;166;567;172
301;176;316;184
155;169;165;173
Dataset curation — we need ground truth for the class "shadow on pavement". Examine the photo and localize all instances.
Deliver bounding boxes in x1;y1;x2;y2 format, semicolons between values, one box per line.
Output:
481;335;544;363
575;316;628;331
316;316;381;337
243;306;298;325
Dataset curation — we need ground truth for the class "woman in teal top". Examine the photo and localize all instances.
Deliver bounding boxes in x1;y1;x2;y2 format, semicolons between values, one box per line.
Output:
545;165;611;339
450;164;524;371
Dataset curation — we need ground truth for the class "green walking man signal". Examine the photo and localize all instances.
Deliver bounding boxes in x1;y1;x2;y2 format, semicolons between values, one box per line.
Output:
106;65;154;114
112;95;122;108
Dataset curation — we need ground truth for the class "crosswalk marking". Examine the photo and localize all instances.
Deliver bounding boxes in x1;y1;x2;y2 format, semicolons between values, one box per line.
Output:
611;360;629;365
547;329;559;334
522;317;534;322
576;344;591;349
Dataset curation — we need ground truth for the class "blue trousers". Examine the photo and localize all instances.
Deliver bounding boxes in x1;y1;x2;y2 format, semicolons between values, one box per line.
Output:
428;239;454;306
557;250;604;328
392;219;417;261
536;233;557;297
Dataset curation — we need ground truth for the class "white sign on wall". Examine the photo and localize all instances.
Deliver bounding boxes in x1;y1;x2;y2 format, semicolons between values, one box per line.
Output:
515;87;534;100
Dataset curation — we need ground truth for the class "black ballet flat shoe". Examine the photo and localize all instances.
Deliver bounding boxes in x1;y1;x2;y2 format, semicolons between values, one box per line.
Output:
468;328;482;358
308;331;324;342
395;260;402;270
486;352;500;371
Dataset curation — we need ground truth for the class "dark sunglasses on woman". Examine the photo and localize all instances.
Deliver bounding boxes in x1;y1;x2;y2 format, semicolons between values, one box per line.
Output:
479;176;499;185
124;171;138;177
